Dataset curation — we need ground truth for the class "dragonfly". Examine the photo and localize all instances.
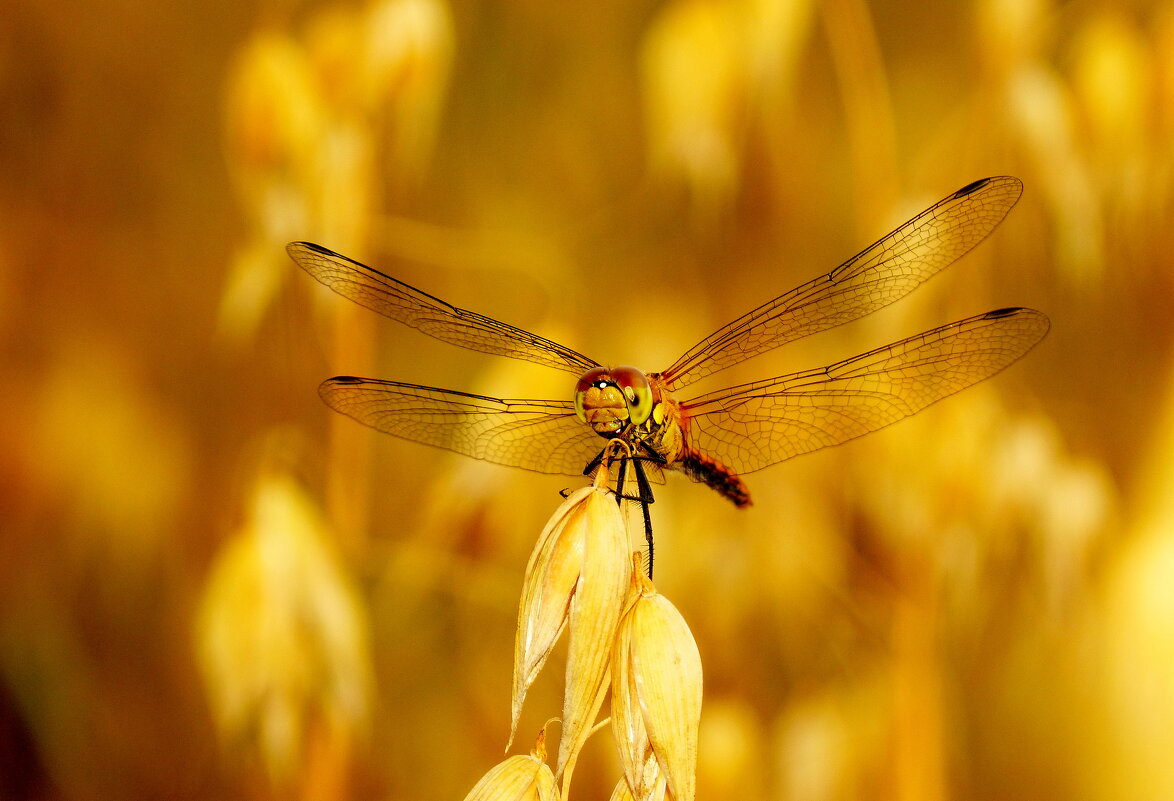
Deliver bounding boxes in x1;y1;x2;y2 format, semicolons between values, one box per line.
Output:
290;176;1049;568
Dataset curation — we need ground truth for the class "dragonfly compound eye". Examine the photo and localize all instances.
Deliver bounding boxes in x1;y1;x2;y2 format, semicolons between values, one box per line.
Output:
610;365;654;425
574;366;612;424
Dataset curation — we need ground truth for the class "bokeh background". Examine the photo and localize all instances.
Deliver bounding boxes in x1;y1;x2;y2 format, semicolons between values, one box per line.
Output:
2;0;1173;799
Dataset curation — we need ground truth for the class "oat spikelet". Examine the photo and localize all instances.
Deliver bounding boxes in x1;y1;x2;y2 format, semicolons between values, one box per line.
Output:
463;725;559;801
611;561;702;801
510;465;629;795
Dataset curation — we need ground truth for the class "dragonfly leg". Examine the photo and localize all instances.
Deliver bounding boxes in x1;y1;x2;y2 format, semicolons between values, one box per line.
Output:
632;458;657;578
587;440;657;576
589;440;647;505
582;447;605;477
614;457;629;509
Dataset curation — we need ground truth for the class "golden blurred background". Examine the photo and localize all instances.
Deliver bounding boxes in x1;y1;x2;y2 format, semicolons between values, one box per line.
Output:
2;0;1173;798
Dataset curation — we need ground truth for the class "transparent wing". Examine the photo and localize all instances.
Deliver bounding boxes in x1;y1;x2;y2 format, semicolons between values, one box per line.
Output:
318;377;604;476
288;242;599;375
662;176;1024;390
681;307;1049;474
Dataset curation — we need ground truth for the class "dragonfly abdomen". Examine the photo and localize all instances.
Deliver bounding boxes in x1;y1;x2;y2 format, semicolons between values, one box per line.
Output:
680;449;752;508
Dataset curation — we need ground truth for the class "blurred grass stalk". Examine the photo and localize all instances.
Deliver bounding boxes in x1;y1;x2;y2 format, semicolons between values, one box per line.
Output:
204;0;454;791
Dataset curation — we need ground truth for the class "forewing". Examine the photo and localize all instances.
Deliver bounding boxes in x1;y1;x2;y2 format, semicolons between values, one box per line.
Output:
681;307;1049;474
288;242;599;374
319;377;604;476
662;176;1024;389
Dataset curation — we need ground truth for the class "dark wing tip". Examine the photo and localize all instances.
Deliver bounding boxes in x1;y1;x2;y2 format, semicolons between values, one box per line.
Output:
318;376;367;405
287;242;365;270
954;177;992;197
952;175;1022;200
984;305;1048;320
983;306;1051;338
287;241;338;257
985;306;1025;318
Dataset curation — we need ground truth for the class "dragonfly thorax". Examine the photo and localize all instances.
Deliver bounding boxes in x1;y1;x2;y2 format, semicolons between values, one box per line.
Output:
574;365;656;437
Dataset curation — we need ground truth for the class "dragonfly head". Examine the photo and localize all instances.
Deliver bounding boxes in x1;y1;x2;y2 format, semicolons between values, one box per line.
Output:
574;365;655;436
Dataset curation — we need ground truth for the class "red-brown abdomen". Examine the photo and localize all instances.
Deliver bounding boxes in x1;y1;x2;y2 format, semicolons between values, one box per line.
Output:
680;449;752;507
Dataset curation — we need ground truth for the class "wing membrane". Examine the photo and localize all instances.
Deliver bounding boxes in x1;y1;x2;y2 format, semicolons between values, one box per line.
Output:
681;307;1049;474
318;377;603;476
662;176;1024;389
288;242;599;374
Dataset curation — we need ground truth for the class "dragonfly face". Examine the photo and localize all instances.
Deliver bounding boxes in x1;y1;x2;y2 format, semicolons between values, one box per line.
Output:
289;176;1049;510
572;365;703;495
574;366;656;436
